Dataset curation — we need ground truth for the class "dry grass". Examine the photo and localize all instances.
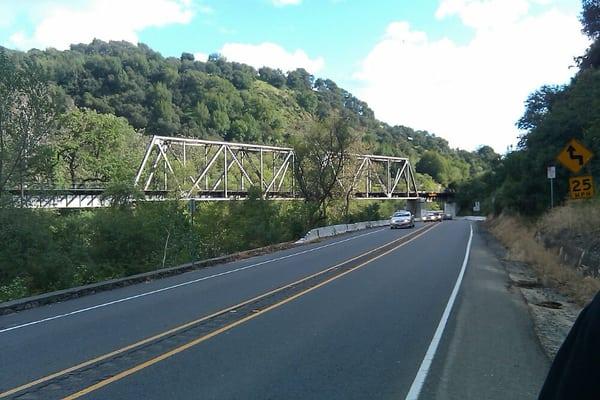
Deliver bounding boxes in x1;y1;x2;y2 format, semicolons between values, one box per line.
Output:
538;199;600;238
487;214;600;305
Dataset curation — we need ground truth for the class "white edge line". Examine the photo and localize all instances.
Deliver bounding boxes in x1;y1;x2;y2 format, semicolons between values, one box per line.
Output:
0;227;388;334
404;223;474;400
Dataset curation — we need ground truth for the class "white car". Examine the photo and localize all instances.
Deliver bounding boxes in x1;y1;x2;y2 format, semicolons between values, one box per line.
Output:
422;211;442;222
390;211;415;229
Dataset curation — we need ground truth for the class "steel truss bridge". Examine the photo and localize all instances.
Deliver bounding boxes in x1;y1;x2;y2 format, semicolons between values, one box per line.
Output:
10;135;452;208
134;136;419;201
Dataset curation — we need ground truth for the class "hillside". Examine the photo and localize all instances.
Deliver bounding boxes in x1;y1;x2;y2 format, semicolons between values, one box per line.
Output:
3;39;497;190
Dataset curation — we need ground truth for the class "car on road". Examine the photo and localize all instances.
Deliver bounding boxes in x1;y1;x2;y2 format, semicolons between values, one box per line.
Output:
443;212;453;220
422;211;442;222
390;210;415;229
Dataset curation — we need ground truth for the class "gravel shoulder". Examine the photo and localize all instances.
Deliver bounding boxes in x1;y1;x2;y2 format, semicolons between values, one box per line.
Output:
480;225;581;360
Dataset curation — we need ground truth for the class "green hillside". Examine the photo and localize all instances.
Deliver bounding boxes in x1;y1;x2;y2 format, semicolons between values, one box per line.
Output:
3;39;497;190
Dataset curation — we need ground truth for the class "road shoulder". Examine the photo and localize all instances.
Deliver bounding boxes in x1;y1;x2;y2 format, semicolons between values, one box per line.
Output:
419;222;550;400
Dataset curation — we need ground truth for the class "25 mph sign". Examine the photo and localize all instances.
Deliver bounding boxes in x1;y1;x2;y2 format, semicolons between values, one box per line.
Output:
569;175;594;200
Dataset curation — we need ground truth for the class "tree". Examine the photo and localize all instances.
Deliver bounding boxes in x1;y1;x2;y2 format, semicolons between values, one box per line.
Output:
581;0;600;39
517;85;564;133
476;145;500;164
415;151;448;184
286;68;314;91
258;67;286;88
148;82;180;134
297;91;318;114
0;50;55;200
293;116;353;224
54;108;142;186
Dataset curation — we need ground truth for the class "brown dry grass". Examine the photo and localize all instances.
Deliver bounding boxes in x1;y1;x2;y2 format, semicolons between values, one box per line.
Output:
538;199;600;238
487;214;600;305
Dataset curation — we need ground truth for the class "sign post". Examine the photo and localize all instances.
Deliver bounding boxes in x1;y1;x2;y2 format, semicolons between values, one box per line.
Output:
547;166;555;208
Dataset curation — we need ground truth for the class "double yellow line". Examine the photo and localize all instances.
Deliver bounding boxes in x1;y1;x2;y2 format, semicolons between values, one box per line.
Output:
1;223;439;400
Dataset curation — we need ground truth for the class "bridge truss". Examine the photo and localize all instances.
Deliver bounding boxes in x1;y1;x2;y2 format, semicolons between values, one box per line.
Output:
349;154;419;199
134;135;419;201
11;135;423;208
134;136;297;200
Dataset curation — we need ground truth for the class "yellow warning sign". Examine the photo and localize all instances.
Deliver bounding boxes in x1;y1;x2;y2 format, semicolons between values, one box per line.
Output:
557;139;593;173
569;175;594;200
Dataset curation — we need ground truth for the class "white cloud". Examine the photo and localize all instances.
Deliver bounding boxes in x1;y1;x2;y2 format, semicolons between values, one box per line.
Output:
271;0;302;6
219;42;325;73
435;0;530;29
193;52;209;61
8;0;194;51
354;1;589;152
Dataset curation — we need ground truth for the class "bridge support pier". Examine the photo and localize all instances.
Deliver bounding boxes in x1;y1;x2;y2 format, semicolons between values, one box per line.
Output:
407;198;426;219
444;202;457;218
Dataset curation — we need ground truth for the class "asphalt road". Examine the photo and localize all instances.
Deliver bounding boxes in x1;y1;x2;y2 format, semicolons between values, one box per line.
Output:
0;220;549;399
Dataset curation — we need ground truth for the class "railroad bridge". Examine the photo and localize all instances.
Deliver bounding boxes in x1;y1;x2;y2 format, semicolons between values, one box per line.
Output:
12;135;454;208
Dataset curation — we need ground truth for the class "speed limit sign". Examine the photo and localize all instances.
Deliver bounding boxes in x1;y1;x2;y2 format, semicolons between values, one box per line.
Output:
569;176;594;200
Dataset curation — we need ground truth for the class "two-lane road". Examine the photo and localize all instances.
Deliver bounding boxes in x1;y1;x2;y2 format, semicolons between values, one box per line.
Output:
0;220;548;399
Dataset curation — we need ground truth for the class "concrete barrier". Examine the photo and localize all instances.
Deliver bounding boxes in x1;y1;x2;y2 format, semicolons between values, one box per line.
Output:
296;219;390;244
455;216;487;221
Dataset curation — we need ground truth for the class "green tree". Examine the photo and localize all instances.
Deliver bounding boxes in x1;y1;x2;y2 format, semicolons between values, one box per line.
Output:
54;108;142;186
286;68;314;91
0;50;55;199
149;82;180;134
416;151;448;184
211;110;231;133
258;67;286;88
297;91;318;114
293;116;353;223
582;0;600;38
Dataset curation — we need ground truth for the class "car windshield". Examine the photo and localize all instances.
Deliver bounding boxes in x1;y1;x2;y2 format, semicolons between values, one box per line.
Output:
393;212;410;217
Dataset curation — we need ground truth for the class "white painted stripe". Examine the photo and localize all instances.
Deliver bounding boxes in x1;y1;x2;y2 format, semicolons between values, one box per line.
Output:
0;227;388;334
404;223;473;400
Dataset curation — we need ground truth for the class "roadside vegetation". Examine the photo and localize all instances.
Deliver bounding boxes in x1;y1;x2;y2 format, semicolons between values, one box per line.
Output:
0;27;502;302
0;196;406;302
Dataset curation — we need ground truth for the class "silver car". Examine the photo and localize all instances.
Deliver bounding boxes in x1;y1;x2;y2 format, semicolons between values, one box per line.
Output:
390;211;415;229
422;211;442;222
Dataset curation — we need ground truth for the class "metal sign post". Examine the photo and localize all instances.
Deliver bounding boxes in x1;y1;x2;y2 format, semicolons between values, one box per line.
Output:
547;166;555;208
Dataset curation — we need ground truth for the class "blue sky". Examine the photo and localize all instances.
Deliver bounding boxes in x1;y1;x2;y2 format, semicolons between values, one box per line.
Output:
141;0;472;85
0;0;588;152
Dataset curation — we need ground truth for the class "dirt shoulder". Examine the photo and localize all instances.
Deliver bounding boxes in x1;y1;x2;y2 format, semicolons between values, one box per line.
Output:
480;221;583;359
